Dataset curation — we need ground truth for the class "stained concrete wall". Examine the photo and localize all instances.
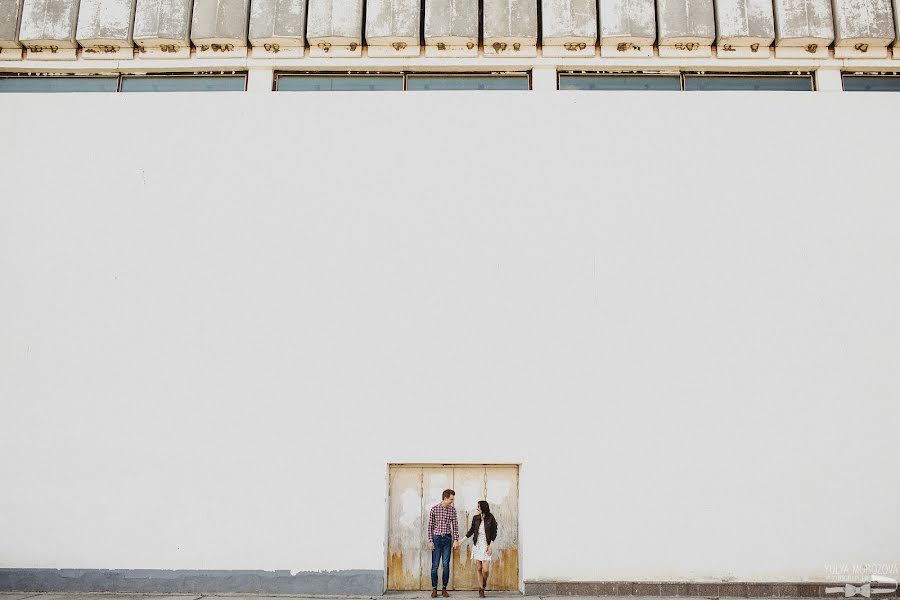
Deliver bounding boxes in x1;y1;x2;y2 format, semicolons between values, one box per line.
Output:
423;0;477;45
831;0;895;46
306;0;363;46
0;0;24;46
75;0;136;46
132;0;192;47
541;0;598;46
599;0;657;44
18;0;80;46
895;0;900;44
656;0;715;43
365;0;420;47
714;0;774;44
190;0;249;45
1;92;900;586
249;0;306;46
483;0;538;45
772;0;833;45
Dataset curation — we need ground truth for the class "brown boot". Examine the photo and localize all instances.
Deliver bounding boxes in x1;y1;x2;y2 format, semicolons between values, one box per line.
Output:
479;589;485;598
442;590;450;598
431;591;437;598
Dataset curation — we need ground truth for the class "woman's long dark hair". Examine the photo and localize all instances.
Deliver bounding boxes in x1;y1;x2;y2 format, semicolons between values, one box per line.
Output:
478;501;496;525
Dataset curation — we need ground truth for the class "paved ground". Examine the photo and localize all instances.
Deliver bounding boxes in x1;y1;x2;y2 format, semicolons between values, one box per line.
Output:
1;594;525;600
0;594;771;600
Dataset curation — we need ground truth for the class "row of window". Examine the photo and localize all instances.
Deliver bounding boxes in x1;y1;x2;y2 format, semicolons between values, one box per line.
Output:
560;73;817;90
277;73;530;90
563;73;900;91
0;73;246;92
1;72;899;92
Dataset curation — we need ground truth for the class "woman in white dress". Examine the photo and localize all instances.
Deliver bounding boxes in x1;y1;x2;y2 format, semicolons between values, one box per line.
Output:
461;501;498;597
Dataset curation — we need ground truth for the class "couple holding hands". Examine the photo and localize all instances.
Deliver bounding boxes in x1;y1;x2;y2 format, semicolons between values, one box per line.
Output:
427;489;499;598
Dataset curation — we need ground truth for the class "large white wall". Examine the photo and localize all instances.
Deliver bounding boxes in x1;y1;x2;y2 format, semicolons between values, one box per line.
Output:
1;91;899;583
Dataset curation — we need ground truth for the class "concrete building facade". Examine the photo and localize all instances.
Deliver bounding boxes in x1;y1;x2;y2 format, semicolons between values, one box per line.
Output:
1;0;900;595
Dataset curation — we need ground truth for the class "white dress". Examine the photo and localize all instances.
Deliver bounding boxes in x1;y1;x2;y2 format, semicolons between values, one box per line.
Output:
471;520;492;562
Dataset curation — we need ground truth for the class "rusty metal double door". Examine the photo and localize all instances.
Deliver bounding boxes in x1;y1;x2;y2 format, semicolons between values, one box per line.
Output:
387;465;519;591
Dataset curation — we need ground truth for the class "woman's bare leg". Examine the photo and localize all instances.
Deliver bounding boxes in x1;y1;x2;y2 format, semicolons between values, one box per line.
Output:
476;562;484;590
481;563;490;591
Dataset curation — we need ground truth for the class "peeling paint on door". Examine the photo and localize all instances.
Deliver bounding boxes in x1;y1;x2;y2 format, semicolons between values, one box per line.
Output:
387;465;520;591
451;466;487;591
485;466;520;591
387;467;424;590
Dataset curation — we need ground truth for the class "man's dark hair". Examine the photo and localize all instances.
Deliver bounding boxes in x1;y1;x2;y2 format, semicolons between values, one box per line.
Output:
442;489;455;499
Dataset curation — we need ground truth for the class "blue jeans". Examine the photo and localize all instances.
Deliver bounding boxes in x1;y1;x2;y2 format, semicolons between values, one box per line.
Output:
431;534;452;589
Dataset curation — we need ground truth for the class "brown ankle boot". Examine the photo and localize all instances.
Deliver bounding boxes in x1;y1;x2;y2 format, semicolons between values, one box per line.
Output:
442;590;450;598
479;589;485;598
431;590;437;598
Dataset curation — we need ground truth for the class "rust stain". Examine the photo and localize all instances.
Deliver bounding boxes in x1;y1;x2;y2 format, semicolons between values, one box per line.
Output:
388;552;420;590
485;547;519;591
451;544;518;590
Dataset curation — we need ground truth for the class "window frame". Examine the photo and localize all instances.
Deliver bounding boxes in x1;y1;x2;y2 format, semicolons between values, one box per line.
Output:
682;72;815;91
274;72;405;91
404;72;531;91
0;72;248;93
841;73;900;92
0;74;121;93
274;71;532;91
118;72;248;92
557;70;815;91
557;71;682;91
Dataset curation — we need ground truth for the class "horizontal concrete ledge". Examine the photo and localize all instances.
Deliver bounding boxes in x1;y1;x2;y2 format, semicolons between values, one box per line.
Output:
0;570;384;596
522;581;900;598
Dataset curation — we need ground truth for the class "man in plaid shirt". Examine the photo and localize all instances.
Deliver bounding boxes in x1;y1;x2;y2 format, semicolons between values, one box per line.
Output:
428;489;459;597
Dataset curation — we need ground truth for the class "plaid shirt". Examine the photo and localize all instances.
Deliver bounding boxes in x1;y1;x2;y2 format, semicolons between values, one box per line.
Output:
428;503;459;542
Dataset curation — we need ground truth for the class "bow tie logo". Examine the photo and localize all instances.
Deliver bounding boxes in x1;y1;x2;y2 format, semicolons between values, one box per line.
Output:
827;576;898;598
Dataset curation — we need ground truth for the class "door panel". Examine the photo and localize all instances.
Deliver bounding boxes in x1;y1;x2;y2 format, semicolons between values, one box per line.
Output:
451;466;488;590
420;466;454;591
485;466;520;591
387;466;423;590
388;465;519;591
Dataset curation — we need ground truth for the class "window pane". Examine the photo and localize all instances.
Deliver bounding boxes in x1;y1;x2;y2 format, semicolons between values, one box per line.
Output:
277;75;403;91
842;75;900;92
558;74;681;90
684;75;813;91
120;75;246;92
406;75;529;90
0;77;119;93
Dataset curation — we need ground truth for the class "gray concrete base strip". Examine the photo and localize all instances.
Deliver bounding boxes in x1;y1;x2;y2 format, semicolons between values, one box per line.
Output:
0;570;384;596
522;581;897;598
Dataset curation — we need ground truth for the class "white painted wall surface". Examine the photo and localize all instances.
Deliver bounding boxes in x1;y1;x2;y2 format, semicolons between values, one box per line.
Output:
1;91;899;583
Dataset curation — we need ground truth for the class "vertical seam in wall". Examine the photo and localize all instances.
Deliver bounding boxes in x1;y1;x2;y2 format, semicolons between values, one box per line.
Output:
302;0;310;52
418;0;424;46
803;0;810;41
360;0;367;47
419;466;425;588
477;0;483;47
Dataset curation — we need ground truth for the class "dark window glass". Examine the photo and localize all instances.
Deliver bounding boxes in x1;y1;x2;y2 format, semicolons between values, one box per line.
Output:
683;75;813;91
406;75;529;90
277;75;403;91
120;75;246;92
558;74;681;90
842;75;900;92
0;76;119;93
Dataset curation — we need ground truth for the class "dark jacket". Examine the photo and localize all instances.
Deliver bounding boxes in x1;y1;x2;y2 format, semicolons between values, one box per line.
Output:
464;514;498;547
